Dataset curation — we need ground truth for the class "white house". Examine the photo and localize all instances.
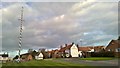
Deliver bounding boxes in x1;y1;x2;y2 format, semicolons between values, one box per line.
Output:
70;44;79;57
59;43;79;58
35;52;43;60
0;53;9;63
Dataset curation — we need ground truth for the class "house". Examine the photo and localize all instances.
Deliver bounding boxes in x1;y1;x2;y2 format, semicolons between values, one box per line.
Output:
78;46;105;57
58;43;79;58
105;40;120;57
0;53;9;63
47;50;52;58
88;46;105;52
20;50;44;61
20;53;33;61
70;44;79;57
78;47;92;57
46;43;79;58
47;49;60;58
78;47;91;52
35;52;43;60
48;43;105;58
105;40;120;52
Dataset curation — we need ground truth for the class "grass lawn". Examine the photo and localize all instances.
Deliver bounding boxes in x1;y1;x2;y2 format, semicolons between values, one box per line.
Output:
2;59;85;67
80;57;115;61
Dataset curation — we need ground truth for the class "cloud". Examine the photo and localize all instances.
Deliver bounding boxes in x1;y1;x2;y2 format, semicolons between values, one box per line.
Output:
1;1;118;57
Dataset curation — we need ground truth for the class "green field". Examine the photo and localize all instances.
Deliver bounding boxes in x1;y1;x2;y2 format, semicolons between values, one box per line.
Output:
80;57;115;61
2;59;85;66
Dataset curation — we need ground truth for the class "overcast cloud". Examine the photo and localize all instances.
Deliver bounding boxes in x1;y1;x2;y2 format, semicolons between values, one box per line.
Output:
0;1;118;57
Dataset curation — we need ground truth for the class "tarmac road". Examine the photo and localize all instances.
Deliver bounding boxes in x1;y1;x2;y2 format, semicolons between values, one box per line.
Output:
55;58;119;66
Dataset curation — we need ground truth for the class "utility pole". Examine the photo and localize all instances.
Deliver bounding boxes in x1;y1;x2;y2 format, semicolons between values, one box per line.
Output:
18;7;24;59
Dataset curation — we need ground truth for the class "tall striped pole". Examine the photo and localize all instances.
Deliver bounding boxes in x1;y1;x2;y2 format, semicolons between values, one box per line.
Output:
18;7;24;59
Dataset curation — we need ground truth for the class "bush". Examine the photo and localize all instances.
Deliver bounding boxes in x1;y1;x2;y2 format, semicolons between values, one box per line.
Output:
91;52;114;57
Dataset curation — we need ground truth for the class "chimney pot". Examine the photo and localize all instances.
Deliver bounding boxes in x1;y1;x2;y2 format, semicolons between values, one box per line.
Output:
77;44;79;47
65;44;67;47
60;45;62;48
72;42;74;45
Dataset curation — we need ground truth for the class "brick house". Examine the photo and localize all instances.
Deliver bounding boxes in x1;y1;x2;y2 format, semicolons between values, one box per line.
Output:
48;49;60;58
78;47;92;57
20;50;44;61
105;40;120;57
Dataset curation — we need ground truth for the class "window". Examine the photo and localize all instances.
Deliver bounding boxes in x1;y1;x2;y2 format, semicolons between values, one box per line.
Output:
116;48;120;52
108;49;113;51
108;49;112;51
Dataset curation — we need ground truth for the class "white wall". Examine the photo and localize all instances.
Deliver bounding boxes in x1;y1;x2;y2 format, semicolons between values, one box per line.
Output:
70;44;79;57
0;56;2;60
0;57;8;61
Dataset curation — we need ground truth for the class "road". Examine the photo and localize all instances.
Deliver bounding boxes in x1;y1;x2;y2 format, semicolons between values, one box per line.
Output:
54;58;119;66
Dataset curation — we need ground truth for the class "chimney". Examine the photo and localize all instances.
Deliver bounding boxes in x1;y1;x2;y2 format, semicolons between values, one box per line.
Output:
77;44;79;47
65;44;67;47
60;45;62;49
72;42;74;45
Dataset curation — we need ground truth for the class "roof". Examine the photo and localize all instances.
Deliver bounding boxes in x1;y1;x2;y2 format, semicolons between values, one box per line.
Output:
78;47;91;51
59;44;72;52
2;54;8;57
20;51;40;58
106;40;120;49
20;53;31;58
35;52;44;56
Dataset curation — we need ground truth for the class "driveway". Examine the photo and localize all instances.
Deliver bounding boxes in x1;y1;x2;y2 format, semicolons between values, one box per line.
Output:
55;58;119;66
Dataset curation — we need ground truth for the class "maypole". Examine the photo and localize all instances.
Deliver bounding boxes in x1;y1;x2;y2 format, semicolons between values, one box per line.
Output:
18;7;24;59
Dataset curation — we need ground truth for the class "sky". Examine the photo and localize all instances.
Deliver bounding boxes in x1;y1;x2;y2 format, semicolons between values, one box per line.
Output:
0;0;119;57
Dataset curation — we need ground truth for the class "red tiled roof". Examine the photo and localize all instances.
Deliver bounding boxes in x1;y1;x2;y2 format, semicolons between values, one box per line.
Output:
106;40;120;49
78;47;91;51
113;40;120;47
47;49;59;53
59;44;72;52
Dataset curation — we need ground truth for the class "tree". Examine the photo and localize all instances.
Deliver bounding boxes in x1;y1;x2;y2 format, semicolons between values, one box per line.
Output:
13;55;19;60
28;49;33;53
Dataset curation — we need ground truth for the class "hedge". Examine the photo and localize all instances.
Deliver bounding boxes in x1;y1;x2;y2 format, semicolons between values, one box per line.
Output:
91;52;114;57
